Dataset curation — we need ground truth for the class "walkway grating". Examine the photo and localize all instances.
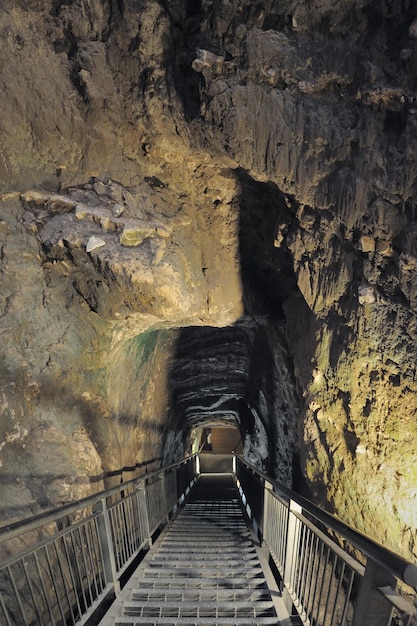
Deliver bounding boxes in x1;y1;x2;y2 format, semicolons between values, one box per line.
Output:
108;474;287;626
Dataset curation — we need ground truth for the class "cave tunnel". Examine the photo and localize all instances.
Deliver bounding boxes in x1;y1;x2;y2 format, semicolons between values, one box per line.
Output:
1;0;417;599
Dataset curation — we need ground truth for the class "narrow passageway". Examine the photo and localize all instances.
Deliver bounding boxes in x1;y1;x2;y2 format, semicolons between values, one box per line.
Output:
105;473;289;625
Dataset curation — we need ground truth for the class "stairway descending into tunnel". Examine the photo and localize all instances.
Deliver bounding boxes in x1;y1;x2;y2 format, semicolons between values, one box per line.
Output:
108;473;283;626
1;453;417;626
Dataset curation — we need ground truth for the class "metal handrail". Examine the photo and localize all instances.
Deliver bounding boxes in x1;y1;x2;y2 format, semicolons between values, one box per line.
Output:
0;454;198;626
0;455;194;544
2;451;416;626
233;453;417;587
234;453;417;626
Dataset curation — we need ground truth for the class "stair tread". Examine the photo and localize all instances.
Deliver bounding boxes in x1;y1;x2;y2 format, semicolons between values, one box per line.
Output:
148;560;258;565
114;615;279;626
165;527;248;532
130;590;271;601
132;577;269;588
160;537;251;540
140;565;262;579
124;601;275;608
158;544;252;549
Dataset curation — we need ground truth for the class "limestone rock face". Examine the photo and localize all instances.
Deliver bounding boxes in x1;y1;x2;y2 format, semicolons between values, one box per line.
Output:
22;179;241;326
0;0;243;524
1;0;417;569
170;0;417;562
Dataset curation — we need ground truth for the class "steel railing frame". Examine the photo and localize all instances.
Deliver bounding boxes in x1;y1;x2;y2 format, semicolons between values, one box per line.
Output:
234;453;417;626
0;455;198;626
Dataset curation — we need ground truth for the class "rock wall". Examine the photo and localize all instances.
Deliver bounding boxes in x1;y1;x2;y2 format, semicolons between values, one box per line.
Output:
0;0;417;566
0;0;244;522
170;0;417;561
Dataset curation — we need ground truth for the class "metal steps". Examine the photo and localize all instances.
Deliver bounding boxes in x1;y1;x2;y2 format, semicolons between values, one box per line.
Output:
112;475;281;626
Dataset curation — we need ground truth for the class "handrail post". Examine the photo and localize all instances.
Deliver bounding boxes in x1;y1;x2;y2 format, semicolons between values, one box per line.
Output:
282;499;302;613
93;498;120;595
351;558;395;626
262;480;273;537
262;480;273;557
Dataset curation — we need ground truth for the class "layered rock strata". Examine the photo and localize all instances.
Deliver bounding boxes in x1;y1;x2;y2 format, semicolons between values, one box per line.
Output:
165;320;299;486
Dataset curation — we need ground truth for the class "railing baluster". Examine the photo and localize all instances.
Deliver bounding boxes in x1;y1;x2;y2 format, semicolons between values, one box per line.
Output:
7;564;28;626
93;499;119;594
84;519;100;598
137;481;151;547
76;525;93;607
44;544;66;624
22;555;44;625
132;494;139;546
69;528;87;614
299;525;312;607
108;507;120;571
0;587;13;626
315;544;330;625
116;503;127;566
280;498;288;569
322;552;337;626
311;540;326;624
125;496;135;556
121;501;130;563
292;520;301;600
89;517;106;594
330;559;346;625
340;566;355;626
52;537;76;624
159;471;169;524
304;531;317;616
62;534;82;620
296;523;308;601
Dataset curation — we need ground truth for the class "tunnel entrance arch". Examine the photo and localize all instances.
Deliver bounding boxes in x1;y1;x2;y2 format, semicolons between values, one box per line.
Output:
190;423;243;455
189;422;243;474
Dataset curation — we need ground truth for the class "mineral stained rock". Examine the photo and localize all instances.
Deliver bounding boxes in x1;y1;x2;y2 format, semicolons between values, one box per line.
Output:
1;0;417;566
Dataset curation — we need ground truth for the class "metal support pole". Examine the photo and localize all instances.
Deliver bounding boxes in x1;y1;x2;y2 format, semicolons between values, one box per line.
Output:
351;558;395;626
282;499;302;614
262;482;272;540
262;481;273;559
93;498;120;595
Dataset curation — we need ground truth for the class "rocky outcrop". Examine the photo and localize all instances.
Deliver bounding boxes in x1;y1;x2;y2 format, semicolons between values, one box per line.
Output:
1;0;417;568
21;179;241;326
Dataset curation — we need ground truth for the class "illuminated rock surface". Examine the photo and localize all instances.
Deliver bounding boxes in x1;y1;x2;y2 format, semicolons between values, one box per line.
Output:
0;0;417;564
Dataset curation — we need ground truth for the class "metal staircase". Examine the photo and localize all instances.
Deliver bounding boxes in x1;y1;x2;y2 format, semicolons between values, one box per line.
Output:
111;474;281;625
1;453;417;626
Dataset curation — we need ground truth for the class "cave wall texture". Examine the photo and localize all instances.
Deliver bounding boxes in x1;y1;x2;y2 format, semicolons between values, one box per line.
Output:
1;0;417;564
